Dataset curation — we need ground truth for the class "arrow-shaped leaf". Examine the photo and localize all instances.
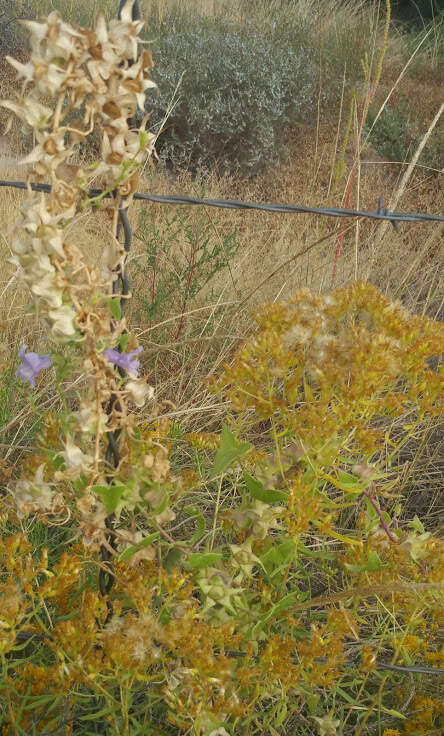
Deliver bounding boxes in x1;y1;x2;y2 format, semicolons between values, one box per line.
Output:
209;425;250;479
321;470;366;495
93;483;126;514
244;472;287;503
118;532;160;562
108;297;122;321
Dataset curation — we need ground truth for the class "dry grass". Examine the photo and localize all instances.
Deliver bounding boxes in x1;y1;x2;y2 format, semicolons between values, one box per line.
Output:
143;0;371;27
131;117;442;313
5;123;440;448
1;98;442;374
29;0;118;24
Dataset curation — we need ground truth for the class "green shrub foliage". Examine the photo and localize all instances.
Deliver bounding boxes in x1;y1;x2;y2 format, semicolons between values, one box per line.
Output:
366;102;443;170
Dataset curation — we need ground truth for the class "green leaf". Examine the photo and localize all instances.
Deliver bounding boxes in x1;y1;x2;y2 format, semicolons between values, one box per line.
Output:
187;552;223;570
339;469;365;487
53;455;65;471
307;692;320;715
244;472;287;503
164;547;183;572
73;475;89;493
79;705;116;722
119;333;131;352
345;549;386;574
366;550;386;571
252;590;304;636
139;130;153;149
364;497;380;531
399;647;414;666
151;491;170;516
275;700;287;726
345;563;362;574
334;685;358;705
260;538;297;575
409;514;425;534
54;608;81;622
405;531;431;562
108;297;122;321
118;532;160;562
93;483;126;513
209;425;251;479
40;694;67;718
299;544;336;561
323;469;364;495
27;694;58;710
379;707;406;720
52;353;71;382
302;468;316;484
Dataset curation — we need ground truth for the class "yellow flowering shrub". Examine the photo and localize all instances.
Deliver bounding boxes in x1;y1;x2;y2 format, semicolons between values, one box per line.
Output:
2;280;442;734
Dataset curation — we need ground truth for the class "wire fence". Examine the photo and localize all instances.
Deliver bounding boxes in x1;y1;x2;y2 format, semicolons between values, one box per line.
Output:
1;178;443;227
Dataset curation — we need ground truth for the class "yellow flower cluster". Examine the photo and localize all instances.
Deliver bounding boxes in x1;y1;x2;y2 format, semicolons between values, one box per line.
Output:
212;282;443;457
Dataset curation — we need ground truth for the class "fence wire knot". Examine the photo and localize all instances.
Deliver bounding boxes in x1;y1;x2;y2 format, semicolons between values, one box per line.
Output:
377;195;399;232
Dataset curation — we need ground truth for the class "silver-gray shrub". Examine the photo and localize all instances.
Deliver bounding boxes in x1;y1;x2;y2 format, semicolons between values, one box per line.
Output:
143;19;320;175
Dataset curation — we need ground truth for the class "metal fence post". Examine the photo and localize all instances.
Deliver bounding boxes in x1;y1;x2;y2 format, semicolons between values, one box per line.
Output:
98;0;143;613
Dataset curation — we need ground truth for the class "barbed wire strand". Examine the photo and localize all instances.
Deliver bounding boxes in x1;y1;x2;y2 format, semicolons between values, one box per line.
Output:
0;179;443;224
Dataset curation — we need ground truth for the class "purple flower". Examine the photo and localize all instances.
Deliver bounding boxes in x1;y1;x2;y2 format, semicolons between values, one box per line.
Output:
16;345;52;387
103;346;142;377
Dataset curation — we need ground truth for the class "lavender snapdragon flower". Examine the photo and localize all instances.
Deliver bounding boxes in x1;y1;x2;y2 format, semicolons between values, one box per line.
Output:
16;345;52;387
103;346;142;377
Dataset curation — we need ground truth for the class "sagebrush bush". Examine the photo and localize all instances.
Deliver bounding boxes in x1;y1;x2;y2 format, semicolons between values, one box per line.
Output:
144;18;319;174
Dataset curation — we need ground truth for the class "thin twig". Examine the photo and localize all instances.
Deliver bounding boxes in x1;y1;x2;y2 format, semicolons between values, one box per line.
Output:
362;487;398;543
